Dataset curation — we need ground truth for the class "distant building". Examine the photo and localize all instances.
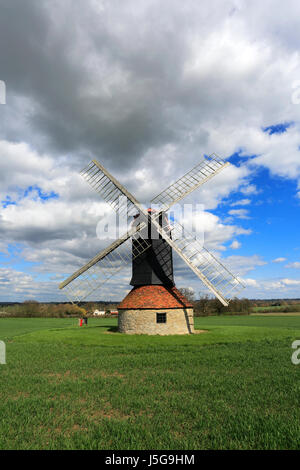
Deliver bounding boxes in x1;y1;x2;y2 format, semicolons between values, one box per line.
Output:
93;310;106;316
110;310;119;316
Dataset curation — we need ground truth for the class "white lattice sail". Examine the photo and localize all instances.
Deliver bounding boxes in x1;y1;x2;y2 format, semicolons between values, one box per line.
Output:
60;225;151;302
149;216;245;306
151;154;229;212
81;160;145;217
60;155;245;306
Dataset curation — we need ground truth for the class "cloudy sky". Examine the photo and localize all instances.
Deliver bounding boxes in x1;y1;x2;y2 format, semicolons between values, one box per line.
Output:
1;0;300;302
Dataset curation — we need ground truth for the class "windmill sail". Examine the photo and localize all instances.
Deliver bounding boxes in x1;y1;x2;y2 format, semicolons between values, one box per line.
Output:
149;215;245;306
59;223;150;302
151;154;229;212
60;155;245;306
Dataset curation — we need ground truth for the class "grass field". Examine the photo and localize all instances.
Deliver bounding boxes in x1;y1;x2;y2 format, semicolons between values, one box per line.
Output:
1;315;300;450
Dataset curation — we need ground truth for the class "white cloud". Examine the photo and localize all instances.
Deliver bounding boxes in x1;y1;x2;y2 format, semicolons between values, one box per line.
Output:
228;208;250;219
231;199;251;207
223;254;267;277
281;278;300;286
236;276;300;299
272;257;287;263
230;240;241;249
246;126;300;186
177;255;300;300
0;267;64;302
240;185;259;195
243;278;258;287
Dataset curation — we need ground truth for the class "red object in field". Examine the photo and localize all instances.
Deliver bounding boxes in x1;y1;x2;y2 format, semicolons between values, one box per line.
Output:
79;319;83;327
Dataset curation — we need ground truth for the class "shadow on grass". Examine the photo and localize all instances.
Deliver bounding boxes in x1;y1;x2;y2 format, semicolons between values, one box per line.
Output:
107;326;118;333
85;325;119;333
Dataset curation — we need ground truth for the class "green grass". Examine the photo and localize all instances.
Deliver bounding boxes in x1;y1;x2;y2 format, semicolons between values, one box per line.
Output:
1;315;300;449
0;317;77;340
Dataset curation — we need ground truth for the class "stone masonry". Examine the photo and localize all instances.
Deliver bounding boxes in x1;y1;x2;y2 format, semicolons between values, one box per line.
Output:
118;308;194;335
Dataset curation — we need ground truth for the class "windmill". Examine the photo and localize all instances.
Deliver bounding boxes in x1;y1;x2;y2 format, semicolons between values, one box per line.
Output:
59;154;245;335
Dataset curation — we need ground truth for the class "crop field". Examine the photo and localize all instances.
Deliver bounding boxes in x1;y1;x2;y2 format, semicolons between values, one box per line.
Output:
1;315;300;450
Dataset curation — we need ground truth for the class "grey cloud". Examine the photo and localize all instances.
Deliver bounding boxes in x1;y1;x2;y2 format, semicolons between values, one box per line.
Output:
0;0;188;167
0;0;266;173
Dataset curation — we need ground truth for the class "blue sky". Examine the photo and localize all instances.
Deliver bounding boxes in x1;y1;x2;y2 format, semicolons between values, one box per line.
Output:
223;147;300;273
2;186;58;209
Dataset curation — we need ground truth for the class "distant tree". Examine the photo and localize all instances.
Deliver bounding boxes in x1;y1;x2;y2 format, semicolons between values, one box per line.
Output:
179;288;195;302
210;298;227;315
52;304;86;317
23;300;40;316
106;302;119;312
194;294;211;316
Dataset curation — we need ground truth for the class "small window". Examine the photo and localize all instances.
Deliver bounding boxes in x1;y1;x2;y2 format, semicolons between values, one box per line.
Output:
156;313;167;324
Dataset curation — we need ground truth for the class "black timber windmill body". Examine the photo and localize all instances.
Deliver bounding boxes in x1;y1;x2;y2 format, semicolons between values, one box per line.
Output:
130;209;174;287
59;154;245;307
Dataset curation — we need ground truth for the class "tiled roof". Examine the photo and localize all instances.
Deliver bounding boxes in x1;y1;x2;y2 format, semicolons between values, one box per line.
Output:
118;285;193;309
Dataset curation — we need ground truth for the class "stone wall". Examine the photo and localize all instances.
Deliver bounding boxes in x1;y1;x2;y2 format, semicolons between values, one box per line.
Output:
118;308;194;335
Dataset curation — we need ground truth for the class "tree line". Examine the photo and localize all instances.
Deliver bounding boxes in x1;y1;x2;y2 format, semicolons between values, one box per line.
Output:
179;289;252;316
0;300;119;318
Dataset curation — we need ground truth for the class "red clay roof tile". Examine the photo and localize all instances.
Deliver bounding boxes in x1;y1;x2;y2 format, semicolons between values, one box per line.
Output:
118;285;193;309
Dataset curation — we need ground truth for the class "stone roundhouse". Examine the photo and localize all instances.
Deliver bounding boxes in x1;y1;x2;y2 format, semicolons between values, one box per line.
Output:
118;285;194;335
